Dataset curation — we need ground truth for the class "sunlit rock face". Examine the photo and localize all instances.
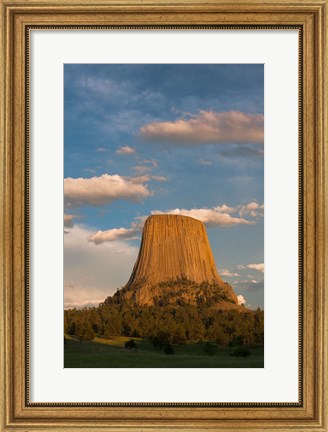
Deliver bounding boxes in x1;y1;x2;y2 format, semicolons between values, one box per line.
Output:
113;214;241;309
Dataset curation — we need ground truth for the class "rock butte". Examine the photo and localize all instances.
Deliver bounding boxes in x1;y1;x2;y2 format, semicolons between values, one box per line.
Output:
114;214;241;309
127;214;225;286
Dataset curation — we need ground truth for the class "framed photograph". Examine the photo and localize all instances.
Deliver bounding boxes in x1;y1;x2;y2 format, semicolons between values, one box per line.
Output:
1;0;327;431
63;62;265;370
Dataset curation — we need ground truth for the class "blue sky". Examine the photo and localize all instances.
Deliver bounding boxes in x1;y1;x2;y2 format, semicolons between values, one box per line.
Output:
64;64;264;309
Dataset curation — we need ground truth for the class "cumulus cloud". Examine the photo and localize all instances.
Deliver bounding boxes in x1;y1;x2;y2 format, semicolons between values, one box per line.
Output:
96;147;107;152
232;277;263;309
150;175;167;182
142;159;158;168
64;224;138;308
220;269;241;277
214;204;236;214
88;218;145;245
237;295;246;305
234;278;263;309
64;173;151;208
151;205;257;227
238;202;264;218
89;227;140;244
247;263;264;272
133;159;158;175
238;263;264;273
116;145;135;155
87;200;263;245
140;110;263;144
213;202;264;218
133;165;154;174
128;174;167;184
64;283;108;309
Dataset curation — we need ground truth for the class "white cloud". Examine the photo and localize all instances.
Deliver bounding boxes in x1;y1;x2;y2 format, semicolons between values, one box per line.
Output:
232;279;264;309
64;173;151;208
132;159;159;176
142;159;158;168
89;227;140;244
239;263;264;273
128;175;167;184
197;159;212;166
116;145;135;155
140;110;264;144
64;283;108;310
151;202;264;227
218;202;264;219
133;165;154;174
247;263;264;272
96;147;107;152
237;294;246;305
151;206;255;227
64;224;138;308
220;269;241;278
88;218;145;245
238;202;264;218
151;175;167;182
87;200;263;246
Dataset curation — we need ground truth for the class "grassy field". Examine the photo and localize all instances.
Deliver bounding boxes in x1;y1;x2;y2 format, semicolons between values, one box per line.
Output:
64;336;264;368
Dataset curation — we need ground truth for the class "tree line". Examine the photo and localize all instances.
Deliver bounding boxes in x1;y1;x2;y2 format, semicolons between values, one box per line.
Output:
64;303;264;347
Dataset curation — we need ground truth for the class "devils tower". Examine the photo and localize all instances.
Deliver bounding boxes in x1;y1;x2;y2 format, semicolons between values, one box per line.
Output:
113;214;241;310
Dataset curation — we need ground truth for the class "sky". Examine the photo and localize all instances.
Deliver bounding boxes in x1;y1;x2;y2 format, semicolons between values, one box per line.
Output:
64;64;264;310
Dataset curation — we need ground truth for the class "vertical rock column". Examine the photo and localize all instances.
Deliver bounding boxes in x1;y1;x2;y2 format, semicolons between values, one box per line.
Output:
126;214;225;288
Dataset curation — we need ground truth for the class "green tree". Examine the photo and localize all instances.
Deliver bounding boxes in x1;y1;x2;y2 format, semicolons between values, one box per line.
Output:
204;342;217;356
125;339;137;349
164;343;175;355
76;321;95;343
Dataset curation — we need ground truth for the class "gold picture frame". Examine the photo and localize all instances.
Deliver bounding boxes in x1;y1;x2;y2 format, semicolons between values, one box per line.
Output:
0;0;327;430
